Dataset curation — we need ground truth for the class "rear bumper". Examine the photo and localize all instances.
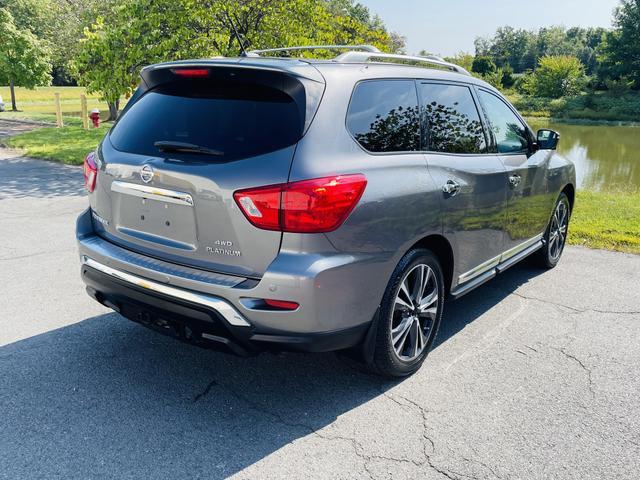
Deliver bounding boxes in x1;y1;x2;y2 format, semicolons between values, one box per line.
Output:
81;261;368;354
77;208;385;353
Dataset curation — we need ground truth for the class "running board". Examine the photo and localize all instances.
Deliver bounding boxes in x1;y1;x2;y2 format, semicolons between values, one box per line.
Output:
449;240;543;300
449;270;496;299
495;240;543;274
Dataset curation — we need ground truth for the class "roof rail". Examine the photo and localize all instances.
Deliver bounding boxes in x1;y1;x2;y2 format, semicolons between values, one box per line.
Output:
333;51;471;76
247;45;381;57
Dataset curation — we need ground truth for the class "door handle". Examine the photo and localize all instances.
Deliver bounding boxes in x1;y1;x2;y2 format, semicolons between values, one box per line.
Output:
442;180;461;196
509;174;521;188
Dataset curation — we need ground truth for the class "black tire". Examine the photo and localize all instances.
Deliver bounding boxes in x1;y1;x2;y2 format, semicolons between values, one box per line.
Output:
372;249;445;377
535;192;571;269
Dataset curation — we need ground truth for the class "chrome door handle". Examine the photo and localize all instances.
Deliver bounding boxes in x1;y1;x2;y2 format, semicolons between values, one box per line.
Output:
509;174;521;188
442;180;461;196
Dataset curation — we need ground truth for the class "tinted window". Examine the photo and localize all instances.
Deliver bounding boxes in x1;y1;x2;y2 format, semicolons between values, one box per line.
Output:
347;80;420;152
109;82;302;159
478;90;530;154
418;83;486;154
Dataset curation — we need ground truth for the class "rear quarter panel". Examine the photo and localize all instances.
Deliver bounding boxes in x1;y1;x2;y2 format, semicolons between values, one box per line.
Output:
289;66;444;311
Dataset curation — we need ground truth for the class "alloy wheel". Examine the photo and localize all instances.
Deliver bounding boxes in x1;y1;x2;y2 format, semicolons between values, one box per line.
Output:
549;200;569;261
391;264;439;362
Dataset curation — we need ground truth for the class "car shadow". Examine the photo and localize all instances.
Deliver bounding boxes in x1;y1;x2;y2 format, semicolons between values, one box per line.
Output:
1;261;544;478
436;258;547;348
0;152;86;199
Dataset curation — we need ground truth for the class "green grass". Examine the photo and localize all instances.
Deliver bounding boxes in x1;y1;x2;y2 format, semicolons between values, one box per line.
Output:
0;86;111;118
569;190;640;254
3;124;110;165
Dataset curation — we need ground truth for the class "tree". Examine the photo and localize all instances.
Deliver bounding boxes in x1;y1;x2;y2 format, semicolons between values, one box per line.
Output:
533;55;585;98
73;0;399;119
0;8;51;111
472;56;496;75
600;0;640;89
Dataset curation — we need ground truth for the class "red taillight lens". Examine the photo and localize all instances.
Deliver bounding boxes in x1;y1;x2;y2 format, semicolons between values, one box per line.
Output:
234;174;367;233
234;184;282;231
83;152;97;193
264;299;299;311
282;175;367;233
171;68;210;78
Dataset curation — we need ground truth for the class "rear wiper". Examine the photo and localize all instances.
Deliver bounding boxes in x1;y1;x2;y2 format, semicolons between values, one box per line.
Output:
154;141;224;156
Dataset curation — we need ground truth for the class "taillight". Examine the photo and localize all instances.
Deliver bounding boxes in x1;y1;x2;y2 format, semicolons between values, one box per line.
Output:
83;152;97;193
171;68;210;78
234;174;367;233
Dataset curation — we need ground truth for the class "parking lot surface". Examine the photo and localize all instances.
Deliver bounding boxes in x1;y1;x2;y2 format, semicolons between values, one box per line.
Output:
1;147;639;479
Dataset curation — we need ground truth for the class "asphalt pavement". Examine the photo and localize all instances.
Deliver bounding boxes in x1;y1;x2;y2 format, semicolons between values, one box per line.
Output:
1;144;639;479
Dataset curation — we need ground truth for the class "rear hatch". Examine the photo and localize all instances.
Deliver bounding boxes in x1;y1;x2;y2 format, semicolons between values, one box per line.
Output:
89;60;325;278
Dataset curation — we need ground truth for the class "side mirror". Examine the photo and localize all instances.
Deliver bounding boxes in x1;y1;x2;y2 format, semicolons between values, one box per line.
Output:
537;129;560;150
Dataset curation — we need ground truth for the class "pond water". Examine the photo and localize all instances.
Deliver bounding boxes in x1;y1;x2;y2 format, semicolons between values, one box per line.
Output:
528;120;640;192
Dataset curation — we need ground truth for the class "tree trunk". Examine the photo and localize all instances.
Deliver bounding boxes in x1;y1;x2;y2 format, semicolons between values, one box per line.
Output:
9;79;17;111
107;99;120;121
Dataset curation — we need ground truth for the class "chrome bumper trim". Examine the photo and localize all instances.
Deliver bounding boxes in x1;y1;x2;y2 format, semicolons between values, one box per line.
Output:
82;256;251;327
111;181;194;206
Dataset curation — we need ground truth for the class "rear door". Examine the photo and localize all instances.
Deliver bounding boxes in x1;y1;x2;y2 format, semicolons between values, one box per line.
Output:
476;89;551;252
418;82;508;286
90;65;323;278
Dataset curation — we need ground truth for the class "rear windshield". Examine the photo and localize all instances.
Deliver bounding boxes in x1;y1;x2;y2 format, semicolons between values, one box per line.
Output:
109;81;303;160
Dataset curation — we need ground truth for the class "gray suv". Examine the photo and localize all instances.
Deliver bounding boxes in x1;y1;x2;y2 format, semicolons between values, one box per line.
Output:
77;46;575;376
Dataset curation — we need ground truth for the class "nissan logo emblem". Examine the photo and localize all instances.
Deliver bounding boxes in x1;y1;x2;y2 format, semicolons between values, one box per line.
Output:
140;164;154;183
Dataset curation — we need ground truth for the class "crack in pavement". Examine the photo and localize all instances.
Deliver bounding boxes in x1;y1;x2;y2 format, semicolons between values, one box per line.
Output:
0;249;75;262
383;391;494;480
508;290;640;316
550;346;596;399
192;377;486;480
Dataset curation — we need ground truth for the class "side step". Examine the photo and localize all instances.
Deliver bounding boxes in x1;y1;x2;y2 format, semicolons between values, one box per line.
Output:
449;240;543;299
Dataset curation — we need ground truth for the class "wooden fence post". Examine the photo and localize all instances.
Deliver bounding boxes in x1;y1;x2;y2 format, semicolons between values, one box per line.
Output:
81;94;88;130
54;92;63;128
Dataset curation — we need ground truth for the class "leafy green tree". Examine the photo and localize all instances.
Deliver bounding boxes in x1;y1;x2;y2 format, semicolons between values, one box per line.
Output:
533;55;585;98
476;25;607;75
472;56;496;75
600;0;640;89
0;8;51;110
73;0;399;119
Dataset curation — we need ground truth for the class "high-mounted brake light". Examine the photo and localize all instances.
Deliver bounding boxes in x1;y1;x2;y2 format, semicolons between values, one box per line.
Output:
83;152;97;193
233;174;367;233
171;68;210;78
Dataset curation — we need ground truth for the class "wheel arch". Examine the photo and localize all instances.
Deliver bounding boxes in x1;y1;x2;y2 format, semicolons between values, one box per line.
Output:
409;235;455;294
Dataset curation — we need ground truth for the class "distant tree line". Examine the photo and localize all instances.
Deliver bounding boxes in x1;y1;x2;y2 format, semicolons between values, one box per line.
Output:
454;0;640;98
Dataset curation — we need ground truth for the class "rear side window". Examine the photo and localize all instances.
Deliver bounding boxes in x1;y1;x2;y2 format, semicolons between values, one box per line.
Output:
109;81;303;160
418;83;487;154
346;80;420;153
477;90;530;154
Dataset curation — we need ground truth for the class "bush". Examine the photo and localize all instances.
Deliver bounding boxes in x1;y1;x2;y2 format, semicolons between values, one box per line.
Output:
480;69;504;89
515;72;537;95
605;78;634;97
472;56;496;75
533;55;586;98
501;65;515;88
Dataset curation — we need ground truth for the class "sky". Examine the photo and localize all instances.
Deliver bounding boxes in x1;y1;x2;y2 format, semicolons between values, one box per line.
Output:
359;0;621;56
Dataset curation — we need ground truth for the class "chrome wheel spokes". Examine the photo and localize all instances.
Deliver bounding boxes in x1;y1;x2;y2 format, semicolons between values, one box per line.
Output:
391;264;439;362
549;201;569;261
